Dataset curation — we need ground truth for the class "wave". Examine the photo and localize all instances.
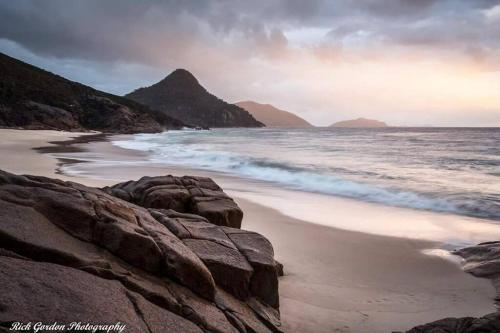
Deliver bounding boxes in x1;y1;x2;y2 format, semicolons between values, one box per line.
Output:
111;136;499;219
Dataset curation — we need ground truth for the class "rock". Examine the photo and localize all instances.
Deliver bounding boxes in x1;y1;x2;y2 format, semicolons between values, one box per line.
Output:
180;220;238;250
168;283;241;333
126;293;203;333
149;209;192;239
0;170;282;332
184;238;254;300
24;101;79;131
216;290;281;333
149;208;280;308
403;242;500;332
0;256;202;333
248;297;283;332
224;228;280;308
191;196;244;228
275;261;284;277
135;209;217;300
0;171;215;300
454;241;500;277
404;312;500;333
454;241;500;304
103;175;243;228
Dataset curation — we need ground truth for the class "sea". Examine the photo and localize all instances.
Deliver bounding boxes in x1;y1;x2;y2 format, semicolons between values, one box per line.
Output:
113;127;500;222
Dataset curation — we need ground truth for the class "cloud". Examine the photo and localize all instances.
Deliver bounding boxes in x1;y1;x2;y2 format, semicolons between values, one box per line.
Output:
1;0;496;63
0;0;499;126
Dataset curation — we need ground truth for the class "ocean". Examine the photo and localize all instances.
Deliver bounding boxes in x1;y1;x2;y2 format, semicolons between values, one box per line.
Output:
113;127;500;222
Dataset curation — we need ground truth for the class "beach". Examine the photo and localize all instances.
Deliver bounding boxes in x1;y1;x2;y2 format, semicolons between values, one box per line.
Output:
0;128;497;333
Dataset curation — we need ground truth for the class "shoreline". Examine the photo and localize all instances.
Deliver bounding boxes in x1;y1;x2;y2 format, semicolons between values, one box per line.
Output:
0;128;497;333
51;131;500;247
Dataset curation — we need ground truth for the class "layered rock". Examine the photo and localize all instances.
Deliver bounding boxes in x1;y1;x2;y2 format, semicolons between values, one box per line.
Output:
0;170;282;332
149;209;281;309
404;312;500;333
103;175;244;228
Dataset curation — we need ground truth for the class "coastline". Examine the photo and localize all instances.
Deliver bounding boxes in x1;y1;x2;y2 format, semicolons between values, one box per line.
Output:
0;129;497;333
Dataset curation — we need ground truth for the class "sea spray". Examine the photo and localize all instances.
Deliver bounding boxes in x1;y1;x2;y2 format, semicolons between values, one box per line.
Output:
112;127;500;220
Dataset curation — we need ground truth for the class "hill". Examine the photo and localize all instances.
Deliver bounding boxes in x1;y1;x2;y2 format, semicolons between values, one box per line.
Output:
0;52;185;133
330;118;388;128
126;69;263;128
235;101;312;127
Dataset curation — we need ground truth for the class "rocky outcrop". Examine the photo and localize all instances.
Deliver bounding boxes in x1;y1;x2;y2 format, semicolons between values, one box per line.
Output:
0;256;204;333
454;241;500;304
0;52;185;133
149;209;281;309
126;69;264;128
0;170;282;332
103;175;244;228
404;312;500;333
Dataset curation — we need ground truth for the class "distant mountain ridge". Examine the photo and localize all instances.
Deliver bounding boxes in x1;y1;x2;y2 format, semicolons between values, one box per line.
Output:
330;118;388;128
0;52;185;133
126;70;263;128
235;101;312;128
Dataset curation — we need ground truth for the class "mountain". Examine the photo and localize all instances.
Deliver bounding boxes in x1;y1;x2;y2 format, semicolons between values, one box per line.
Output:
235;101;312;128
126;69;264;128
0;52;185;133
330;117;388;128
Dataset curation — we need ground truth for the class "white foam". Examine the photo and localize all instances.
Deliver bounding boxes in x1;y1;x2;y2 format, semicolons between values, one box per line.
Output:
112;135;462;216
421;249;464;265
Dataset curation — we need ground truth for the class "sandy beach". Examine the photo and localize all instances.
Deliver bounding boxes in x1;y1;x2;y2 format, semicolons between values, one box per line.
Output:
0;129;497;333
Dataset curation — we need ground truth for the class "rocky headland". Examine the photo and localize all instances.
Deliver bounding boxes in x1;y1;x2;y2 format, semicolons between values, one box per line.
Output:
0;170;283;332
0;53;185;133
235;101;312;128
126;70;264;128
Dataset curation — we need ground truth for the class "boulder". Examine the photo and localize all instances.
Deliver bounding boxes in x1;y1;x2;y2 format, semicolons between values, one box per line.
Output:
404;312;500;333
0;170;283;332
0;256;203;333
149;208;280;308
454;242;500;304
0;171;215;300
191;196;244;228
224;228;280;308
184;238;254;300
103;175;243;228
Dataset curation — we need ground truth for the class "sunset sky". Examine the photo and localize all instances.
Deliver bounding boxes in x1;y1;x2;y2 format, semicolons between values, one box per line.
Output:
1;0;499;126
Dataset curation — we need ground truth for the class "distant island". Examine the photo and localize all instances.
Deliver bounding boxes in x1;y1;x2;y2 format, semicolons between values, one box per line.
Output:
126;70;263;128
330;117;388;128
235;101;312;128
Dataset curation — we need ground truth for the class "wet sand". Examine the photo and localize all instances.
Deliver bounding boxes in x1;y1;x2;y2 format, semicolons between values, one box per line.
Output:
0;129;497;333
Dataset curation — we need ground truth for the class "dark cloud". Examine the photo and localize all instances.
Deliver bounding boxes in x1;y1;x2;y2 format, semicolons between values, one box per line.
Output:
0;0;499;126
1;0;499;66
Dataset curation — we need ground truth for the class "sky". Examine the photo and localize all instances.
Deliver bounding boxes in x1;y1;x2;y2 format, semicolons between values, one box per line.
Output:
0;0;499;126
